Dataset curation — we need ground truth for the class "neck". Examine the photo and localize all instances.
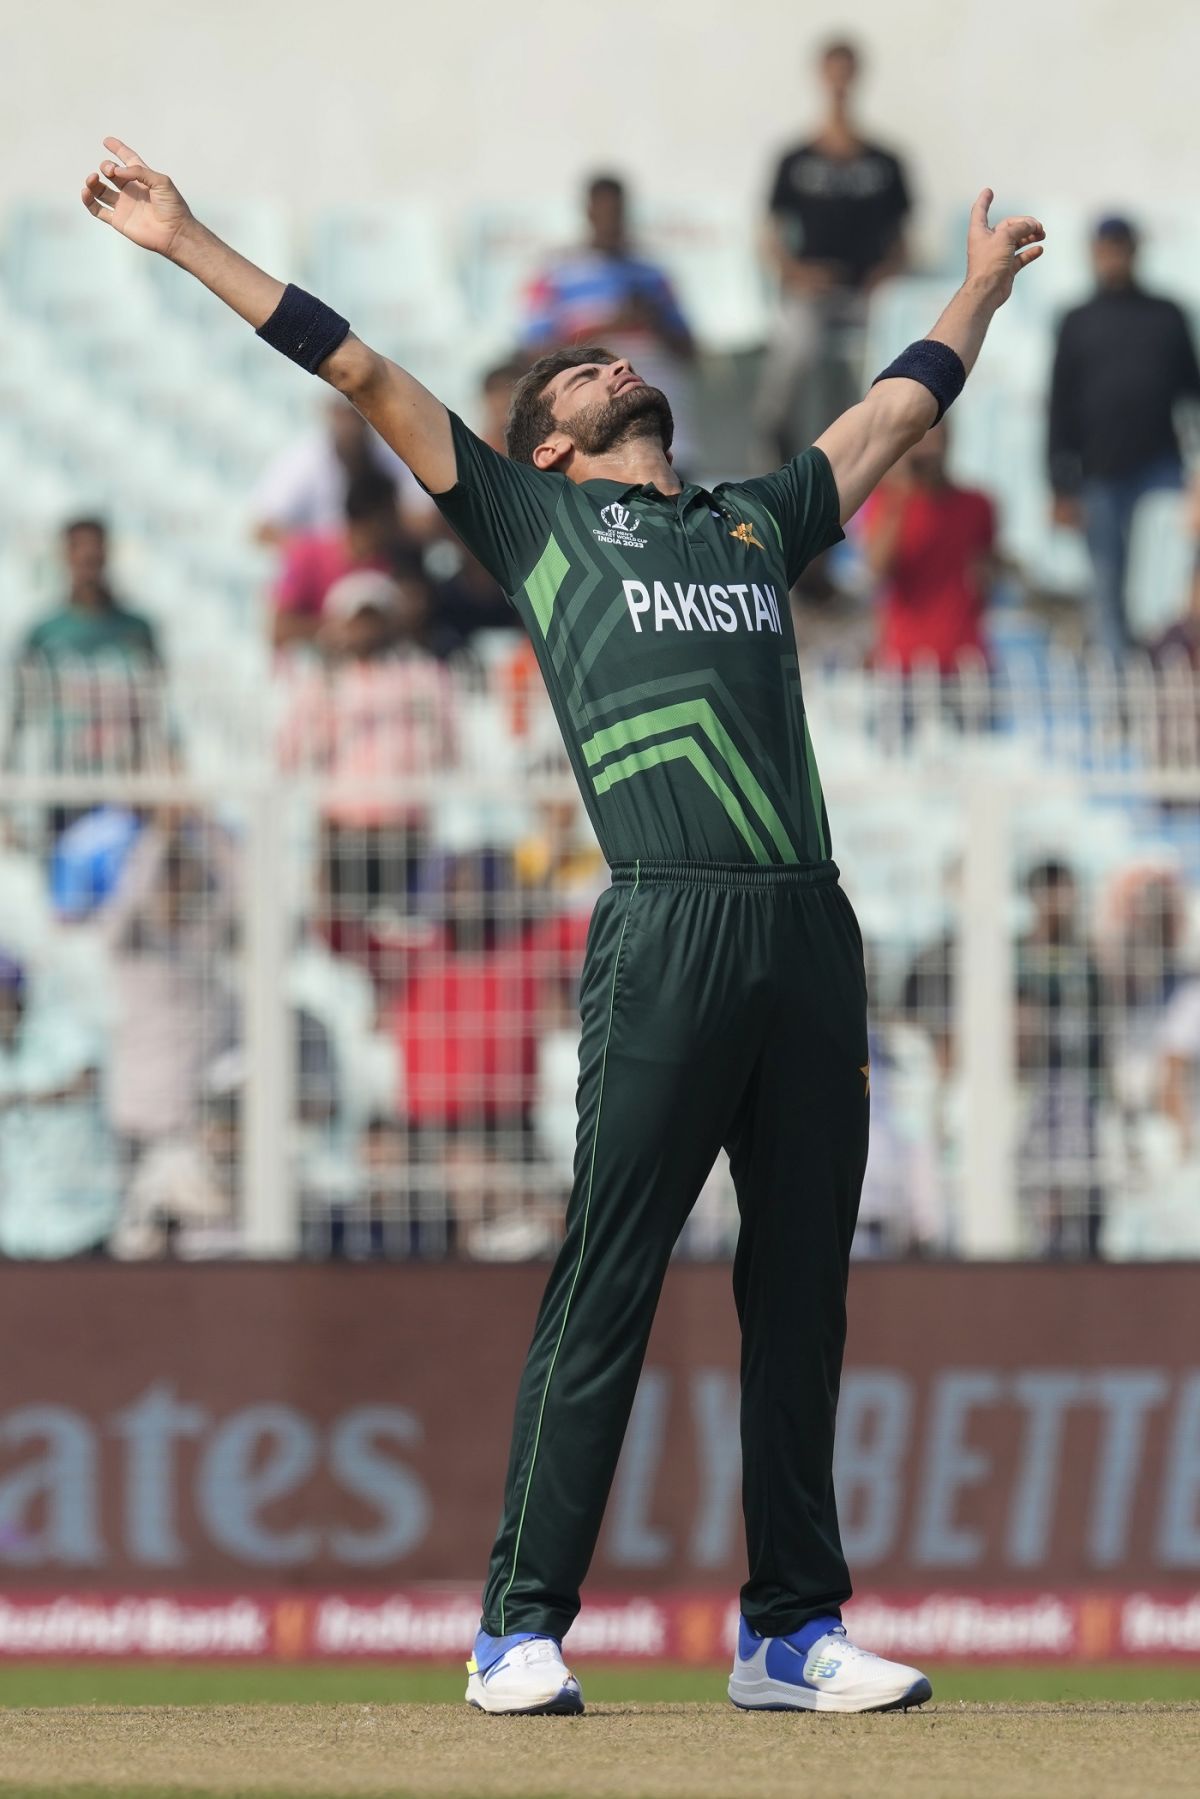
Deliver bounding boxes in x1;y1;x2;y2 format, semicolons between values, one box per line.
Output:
566;436;681;495
818;101;858;150
70;583;109;612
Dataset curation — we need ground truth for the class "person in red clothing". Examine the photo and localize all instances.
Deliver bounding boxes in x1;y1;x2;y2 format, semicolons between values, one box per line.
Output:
271;469;406;651
863;422;997;671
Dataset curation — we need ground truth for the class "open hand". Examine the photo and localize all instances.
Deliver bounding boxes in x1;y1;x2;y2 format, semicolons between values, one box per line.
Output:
81;137;193;258
966;189;1045;306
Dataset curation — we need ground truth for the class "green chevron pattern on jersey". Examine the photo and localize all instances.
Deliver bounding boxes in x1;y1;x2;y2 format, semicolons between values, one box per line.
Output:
582;698;796;864
427;412;845;868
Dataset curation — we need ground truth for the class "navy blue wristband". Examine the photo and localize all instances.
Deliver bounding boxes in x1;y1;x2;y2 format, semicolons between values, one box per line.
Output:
871;338;965;423
255;284;350;374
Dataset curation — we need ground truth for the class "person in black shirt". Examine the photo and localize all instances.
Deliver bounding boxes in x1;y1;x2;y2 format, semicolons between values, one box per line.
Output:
1049;216;1200;658
756;39;911;465
1015;860;1107;1259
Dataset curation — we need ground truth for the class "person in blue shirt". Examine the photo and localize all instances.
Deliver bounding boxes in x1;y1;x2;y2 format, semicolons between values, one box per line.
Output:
521;174;696;466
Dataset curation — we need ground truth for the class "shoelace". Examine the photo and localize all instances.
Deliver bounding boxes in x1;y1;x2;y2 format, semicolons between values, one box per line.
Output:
814;1633;880;1666
509;1638;563;1668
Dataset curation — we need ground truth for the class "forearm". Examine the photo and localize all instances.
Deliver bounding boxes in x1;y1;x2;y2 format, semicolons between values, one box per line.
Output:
168;222;375;394
925;275;1004;382
168;219;284;327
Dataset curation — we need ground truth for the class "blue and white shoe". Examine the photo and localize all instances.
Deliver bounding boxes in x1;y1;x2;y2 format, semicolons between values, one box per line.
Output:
465;1629;584;1715
729;1616;932;1714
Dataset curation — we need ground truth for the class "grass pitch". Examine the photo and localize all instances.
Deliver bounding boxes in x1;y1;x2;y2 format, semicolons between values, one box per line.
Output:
1;1665;1197;1799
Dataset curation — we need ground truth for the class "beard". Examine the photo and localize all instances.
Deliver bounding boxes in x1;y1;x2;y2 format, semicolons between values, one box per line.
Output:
565;382;675;457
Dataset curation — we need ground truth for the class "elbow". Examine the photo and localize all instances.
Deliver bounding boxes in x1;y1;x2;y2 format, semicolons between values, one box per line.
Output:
322;335;381;405
872;381;937;451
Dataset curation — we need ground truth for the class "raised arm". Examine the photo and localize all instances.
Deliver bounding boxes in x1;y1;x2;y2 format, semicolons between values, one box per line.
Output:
816;190;1045;523
82;138;457;492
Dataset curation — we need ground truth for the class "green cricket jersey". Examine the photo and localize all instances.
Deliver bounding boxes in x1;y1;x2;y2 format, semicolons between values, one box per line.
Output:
431;413;844;867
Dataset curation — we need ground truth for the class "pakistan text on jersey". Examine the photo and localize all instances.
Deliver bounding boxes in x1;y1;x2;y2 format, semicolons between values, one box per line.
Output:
623;579;784;636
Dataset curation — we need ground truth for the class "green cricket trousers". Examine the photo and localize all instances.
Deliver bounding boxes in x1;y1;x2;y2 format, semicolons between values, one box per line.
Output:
481;859;869;1641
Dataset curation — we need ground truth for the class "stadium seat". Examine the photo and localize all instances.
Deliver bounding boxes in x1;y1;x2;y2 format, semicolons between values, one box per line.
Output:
459;197;576;346
636;196;771;352
2;203;159;324
307;202;466;339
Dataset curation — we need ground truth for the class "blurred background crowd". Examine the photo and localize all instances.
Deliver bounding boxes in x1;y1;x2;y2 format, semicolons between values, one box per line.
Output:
3;33;1200;1265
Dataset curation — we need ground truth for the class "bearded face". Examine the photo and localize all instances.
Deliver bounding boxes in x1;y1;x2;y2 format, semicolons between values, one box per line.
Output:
560;380;675;458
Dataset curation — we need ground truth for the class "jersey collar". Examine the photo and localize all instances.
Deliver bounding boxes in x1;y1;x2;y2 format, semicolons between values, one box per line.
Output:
580;476;712;507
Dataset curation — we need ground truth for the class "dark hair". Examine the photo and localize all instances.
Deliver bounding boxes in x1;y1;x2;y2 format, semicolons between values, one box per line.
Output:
505;345;617;465
344;470;398;523
821;38;859;63
389;547;433;590
587;173;626;205
62;516;107;542
1094;214;1138;247
1026;858;1076;893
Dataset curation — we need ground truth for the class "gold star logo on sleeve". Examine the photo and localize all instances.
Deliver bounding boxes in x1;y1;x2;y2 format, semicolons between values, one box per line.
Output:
860;1063;871;1096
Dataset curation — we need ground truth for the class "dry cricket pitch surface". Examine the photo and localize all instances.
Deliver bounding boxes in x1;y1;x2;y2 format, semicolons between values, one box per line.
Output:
3;1702;1199;1799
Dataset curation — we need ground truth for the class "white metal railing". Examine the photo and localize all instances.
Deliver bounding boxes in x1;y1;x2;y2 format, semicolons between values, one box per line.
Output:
0;654;1198;1261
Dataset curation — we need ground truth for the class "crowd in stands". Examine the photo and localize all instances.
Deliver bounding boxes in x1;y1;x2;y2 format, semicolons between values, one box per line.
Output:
3;34;1200;1264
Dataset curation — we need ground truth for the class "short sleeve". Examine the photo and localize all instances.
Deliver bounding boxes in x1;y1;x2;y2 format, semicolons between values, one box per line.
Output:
423;413;562;594
520;269;562;348
767;151;795;216
889;152;913;224
640;264;689;337
732;446;845;587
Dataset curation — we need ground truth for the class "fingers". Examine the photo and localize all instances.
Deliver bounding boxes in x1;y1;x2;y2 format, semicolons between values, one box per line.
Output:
1001;215;1046;246
970;188;994;230
101;138;166;189
103;135;146;168
102;159;151;189
81;171;118;223
1014;243;1045;272
81;187;113;225
84;172;120;209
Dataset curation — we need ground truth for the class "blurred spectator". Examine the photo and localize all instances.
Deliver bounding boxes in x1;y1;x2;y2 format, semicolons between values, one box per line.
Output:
271;470;407;651
390;848;543;1144
326;1113;459;1261
854;1025;940;1257
1158;976;1200;1158
1153;554;1200;666
7;518;167;792
50;806;141;921
757;39;911;464
902;928;956;1077
1097;865;1188;1167
788;583;875;669
520;173;696;468
1015;860;1107;1259
252;395;434;546
863;422;997;670
478;359;527;454
279;565;460;985
117;1009;341;1258
100;812;241;1238
1049;216;1200;658
421;362;527;642
0;949;117;1259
